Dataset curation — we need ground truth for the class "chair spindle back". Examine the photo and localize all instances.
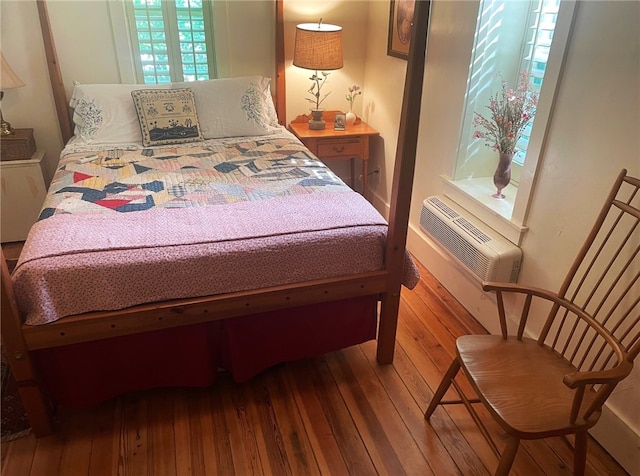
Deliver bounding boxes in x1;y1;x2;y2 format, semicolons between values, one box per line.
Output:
539;170;640;384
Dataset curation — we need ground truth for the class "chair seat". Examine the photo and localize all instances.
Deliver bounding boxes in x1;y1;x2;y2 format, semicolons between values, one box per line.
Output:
457;335;600;439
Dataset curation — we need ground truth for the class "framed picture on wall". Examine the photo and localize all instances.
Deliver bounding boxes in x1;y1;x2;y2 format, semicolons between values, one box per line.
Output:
387;0;417;60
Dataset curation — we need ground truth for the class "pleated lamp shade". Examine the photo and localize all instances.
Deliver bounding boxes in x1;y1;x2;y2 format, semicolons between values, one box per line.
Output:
0;53;25;135
0;54;26;90
293;22;343;71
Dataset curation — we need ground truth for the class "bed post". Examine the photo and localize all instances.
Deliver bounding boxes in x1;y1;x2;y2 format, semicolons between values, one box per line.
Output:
377;0;431;364
0;0;61;437
37;0;73;144
1;249;54;436
275;0;286;125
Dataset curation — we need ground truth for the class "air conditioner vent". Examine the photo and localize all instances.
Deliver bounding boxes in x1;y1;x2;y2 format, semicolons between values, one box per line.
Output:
420;196;522;283
429;196;460;220
455;217;492;244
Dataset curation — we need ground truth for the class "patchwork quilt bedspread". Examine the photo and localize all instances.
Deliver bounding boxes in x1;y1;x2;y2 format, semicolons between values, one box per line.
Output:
13;130;419;325
38;134;347;219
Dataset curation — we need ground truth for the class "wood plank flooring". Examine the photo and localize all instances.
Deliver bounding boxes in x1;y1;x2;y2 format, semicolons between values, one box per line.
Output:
1;258;628;475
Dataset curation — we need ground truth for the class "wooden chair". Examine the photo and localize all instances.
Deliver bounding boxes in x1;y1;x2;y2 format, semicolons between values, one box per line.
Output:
424;169;640;475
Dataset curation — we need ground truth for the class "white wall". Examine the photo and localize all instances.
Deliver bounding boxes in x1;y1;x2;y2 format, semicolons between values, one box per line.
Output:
212;0;276;80
362;0;409;201
363;0;639;472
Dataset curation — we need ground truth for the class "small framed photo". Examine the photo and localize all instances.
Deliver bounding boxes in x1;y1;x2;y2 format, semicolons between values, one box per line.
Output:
334;113;346;131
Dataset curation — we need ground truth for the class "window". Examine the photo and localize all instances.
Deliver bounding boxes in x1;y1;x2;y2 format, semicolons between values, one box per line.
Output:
444;0;575;245
119;0;217;84
456;0;550;179
515;0;559;166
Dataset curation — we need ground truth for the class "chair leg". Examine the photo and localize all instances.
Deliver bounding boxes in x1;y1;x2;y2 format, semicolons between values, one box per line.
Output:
495;435;520;476
424;358;461;420
574;431;588;476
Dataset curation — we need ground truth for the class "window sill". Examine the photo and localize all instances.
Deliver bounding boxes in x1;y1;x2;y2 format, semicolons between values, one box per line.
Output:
442;176;528;245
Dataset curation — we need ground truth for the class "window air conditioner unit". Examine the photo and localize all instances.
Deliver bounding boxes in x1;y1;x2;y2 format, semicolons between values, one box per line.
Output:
420;196;522;283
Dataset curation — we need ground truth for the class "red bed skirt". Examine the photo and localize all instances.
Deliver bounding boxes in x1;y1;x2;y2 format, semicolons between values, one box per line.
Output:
33;296;378;407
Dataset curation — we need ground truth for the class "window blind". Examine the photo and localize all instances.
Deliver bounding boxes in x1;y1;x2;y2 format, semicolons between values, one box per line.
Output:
127;0;216;84
516;0;559;162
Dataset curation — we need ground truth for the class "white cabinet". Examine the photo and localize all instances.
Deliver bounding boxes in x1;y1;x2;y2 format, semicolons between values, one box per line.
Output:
1;150;47;242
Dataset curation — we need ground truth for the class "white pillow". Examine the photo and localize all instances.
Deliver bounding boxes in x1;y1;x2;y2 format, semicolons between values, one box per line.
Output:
171;76;280;139
70;83;168;144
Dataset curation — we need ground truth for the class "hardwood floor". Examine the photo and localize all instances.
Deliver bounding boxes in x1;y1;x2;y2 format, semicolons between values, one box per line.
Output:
1;258;627;475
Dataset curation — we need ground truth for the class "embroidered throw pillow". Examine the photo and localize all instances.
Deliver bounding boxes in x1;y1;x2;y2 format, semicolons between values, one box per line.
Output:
131;88;203;146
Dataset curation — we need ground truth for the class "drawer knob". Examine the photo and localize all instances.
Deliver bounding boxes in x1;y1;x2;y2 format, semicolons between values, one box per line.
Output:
333;146;345;153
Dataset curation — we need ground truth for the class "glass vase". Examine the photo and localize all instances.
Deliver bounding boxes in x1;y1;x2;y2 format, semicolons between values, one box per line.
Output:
492;152;513;199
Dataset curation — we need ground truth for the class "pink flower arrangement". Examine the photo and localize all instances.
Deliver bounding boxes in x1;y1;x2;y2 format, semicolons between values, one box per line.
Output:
473;72;538;154
346;85;362;109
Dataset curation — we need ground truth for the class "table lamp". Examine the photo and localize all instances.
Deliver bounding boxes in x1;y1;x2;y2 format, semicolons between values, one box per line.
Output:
293;20;343;130
0;53;26;136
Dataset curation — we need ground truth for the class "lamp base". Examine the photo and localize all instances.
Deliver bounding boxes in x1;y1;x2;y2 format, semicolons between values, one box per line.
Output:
0;90;14;135
308;109;326;130
308;119;326;130
1;119;14;136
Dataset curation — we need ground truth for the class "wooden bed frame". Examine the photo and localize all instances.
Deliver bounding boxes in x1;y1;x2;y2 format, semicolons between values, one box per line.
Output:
0;0;430;436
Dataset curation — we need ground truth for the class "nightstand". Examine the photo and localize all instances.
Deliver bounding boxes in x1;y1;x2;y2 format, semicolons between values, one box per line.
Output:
288;111;380;199
1;150;47;242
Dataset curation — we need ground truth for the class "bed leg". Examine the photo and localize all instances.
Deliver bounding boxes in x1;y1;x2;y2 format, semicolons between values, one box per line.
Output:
13;375;54;436
1;248;55;436
376;291;400;364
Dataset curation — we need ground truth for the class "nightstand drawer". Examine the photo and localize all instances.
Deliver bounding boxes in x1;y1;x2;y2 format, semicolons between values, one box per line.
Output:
317;138;362;158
